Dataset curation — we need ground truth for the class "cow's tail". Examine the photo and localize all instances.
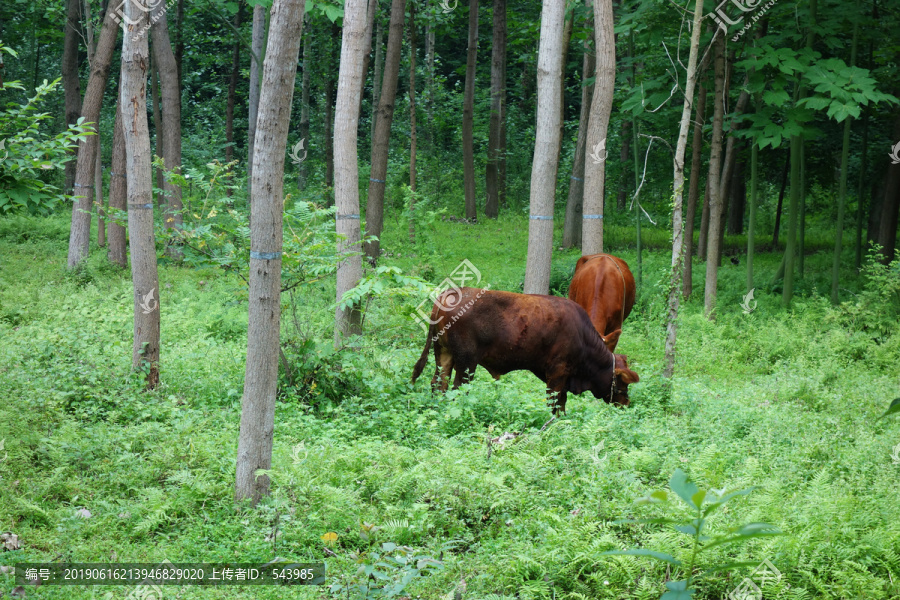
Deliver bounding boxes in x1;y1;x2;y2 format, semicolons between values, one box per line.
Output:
411;321;437;383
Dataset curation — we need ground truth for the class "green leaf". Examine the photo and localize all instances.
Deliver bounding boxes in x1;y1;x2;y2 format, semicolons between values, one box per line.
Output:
700;523;781;552
700;561;761;576
661;580;695;600
879;398;900;419
601;549;682;566
669;469;699;510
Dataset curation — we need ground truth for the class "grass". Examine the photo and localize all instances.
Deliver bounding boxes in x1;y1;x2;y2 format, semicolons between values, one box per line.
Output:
0;211;898;599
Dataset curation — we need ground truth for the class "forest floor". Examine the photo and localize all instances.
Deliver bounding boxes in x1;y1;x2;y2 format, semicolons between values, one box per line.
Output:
0;213;898;599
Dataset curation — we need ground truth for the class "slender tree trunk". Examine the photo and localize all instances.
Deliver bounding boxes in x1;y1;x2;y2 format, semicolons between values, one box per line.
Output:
364;0;406;259
247;4;267;192
855;104;870;268
324;23;340;197
425;3;435;150
747;98;760;292
703;32;726;319
62;0;81;194
698;178;710;258
523;0;564;294
66;0;119;269
235;0;307;506
629;31;641;287
877;110;900;263
798;141;806;276
484;0;507;219
357;0;379;121
562;40;594;248
683;77;707;298
663;0;704;378
727;145;745;234
772;154;788;247
616;120;630;210
226;0;243;196
333;0;368;345
580;0;615;255
96;143;105;247
120;1;160;390
408;0;417;245
150;65;164;198
783;0;817;306
299;14;311;189
832;7;860;302
176;0;184;85
462;0;479;221
108;93;127;268
151;1;184;255
371;18;384;143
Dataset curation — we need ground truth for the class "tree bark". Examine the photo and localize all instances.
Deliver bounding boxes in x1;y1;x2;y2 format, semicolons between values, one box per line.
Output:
562;42;594;248
698;177;710;259
247;3;267;192
325;22;340;198
108;92;127;268
727;143;745;235
877;109;900;263
120;0;160;390
523;0;564;294
462;0;479;221
371;18;384;143
484;0;507;219
333;0;368;346
747;96;760;293
96;141;105;247
226;0;244;195
616;120;630;210
357;0;379;121
176;0;185;85
66;0;119;269
150;64;164;198
581;0;615;255
62;0;81;194
408;0;418;244
299;13;311;189
683;76;707;299
364;0;406;259
772;153;788;246
151;1;184;254
235;0;307;506
702;31;726;319
663;0;704;378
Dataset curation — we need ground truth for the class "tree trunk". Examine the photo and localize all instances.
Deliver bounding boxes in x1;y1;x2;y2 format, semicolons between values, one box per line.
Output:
832;8;860;301
299;14;311;189
727;144;745;235
484;0;507;219
150;65;164;198
523;0;564;294
798;140;806;276
425;4;435;151
66;0;119;269
562;42;594;248
333;0;368;346
408;0;417;245
629;31;641;288
581;0;615;255
371;18;384;143
747;97;760;292
698;177;710;259
783;0;816;307
226;0;243;195
663;0;704;378
358;0;379;121
108;93;127;268
62;0;81;195
151;1;184;255
96;143;105;247
855;42;873;269
702;31;726;319
325;23;340;198
235;0;307;506
772;154;788;247
364;0;406;260
683;76;707;299
462;0;479;221
877;109;900;263
176;0;185;85
616;120;630;211
120;0;160;390
247;3;267;192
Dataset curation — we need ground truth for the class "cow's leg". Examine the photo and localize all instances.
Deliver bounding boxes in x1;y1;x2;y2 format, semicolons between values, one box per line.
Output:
546;379;568;415
434;346;454;393
451;363;476;389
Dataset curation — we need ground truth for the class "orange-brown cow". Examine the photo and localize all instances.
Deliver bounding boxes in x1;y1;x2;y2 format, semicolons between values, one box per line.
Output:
568;253;636;352
411;288;639;414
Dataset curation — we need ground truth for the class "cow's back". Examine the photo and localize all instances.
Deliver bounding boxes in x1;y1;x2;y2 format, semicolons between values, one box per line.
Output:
568;254;636;343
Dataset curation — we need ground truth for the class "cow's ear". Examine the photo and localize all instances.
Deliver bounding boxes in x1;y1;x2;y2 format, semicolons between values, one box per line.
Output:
601;329;622;350
615;367;640;384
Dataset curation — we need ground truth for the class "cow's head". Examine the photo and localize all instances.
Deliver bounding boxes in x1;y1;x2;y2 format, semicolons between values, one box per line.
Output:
609;354;639;406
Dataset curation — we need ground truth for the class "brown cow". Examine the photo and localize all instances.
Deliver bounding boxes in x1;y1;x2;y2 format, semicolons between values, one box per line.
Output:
411;287;639;414
568;253;636;352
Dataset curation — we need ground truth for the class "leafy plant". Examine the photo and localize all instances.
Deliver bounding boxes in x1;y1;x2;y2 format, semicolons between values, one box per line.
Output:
328;541;443;600
0;44;94;214
602;469;781;600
